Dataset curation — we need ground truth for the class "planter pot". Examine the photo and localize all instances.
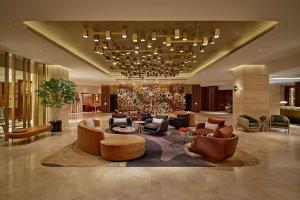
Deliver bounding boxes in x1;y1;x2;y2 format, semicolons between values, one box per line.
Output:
49;120;62;132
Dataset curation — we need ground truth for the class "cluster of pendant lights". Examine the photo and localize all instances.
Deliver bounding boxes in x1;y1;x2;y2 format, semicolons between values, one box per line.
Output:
82;26;220;78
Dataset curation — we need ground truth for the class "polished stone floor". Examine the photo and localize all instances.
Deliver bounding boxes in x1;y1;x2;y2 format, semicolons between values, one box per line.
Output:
0;112;299;200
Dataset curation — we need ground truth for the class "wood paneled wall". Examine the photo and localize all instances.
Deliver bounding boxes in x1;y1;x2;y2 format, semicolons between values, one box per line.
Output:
101;85;110;113
192;85;201;112
295;82;300;107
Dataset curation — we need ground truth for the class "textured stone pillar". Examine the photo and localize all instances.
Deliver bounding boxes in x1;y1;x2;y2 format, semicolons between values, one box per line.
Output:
232;65;270;125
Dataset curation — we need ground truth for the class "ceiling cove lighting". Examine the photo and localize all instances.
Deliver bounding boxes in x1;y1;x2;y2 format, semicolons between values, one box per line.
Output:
122;27;127;38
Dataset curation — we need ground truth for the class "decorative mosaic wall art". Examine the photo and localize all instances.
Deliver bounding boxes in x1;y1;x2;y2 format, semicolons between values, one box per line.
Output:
117;84;185;114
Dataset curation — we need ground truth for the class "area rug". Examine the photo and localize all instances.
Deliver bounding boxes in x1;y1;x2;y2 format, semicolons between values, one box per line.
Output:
41;136;212;167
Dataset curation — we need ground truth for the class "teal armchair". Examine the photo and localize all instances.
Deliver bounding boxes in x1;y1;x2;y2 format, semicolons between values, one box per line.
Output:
237;115;259;131
270;115;290;133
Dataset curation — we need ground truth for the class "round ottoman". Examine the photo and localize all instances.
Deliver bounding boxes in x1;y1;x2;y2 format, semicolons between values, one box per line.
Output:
100;134;145;161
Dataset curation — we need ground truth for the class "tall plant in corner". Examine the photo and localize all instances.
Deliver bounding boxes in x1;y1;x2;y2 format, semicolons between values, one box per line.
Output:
36;78;76;131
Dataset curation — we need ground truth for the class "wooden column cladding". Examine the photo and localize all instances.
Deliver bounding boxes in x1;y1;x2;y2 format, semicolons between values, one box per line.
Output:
4;52;9;140
192;85;201;112
295;82;300;107
101;85;110;113
208;86;218;111
11;55;16;131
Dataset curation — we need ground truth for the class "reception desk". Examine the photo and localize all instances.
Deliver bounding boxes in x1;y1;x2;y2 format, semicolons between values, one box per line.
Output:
280;106;300;124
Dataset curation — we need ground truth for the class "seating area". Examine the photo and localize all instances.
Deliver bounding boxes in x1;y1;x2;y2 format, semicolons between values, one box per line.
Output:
1;1;300;199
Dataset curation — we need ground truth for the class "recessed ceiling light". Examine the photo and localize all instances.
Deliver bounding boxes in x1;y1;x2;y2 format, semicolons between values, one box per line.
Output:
258;49;263;52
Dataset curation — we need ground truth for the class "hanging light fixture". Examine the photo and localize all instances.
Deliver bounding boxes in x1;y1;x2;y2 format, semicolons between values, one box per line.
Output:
152;31;157;41
105;31;111;40
153;48;158;55
93;34;99;42
133;32;138;43
182;32;187;41
210;37;215;44
193;37;198;46
200;46;205;52
82;27;89;38
174;29;180;39
147;42;152;48
102;41;108;49
202;36;208;46
166;37;172;46
214;28;220;38
140;32;146;42
122;27;127;38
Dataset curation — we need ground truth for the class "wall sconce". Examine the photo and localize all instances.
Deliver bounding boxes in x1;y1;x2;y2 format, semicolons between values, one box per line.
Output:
194;102;198;106
104;102;107;106
233;85;239;92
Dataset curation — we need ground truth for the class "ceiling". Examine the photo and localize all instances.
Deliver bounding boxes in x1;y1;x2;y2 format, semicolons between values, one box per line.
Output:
24;21;276;78
0;0;299;86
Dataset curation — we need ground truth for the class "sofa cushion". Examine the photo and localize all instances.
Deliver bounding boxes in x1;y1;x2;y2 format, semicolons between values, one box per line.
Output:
111;122;128;127
113;117;127;123
207;117;225;127
195;128;213;136
214;125;233;138
153;118;164;124
144;123;160;131
204;122;218;131
85;118;95;128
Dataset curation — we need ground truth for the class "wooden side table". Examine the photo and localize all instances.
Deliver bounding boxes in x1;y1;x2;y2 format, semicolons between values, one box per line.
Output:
134;121;145;133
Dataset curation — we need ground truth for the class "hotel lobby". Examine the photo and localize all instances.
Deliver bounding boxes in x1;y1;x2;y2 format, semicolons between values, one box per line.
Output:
0;0;300;199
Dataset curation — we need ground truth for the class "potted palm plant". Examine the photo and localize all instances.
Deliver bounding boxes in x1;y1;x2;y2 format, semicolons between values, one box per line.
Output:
36;78;76;132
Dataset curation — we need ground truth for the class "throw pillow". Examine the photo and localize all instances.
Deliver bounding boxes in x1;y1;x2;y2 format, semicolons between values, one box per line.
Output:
204;122;218;131
152;118;164;124
213;125;233;138
113;118;127;123
85;118;95;128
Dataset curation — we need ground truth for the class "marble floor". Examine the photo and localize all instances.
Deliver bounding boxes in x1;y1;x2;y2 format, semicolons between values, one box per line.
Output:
0;112;300;200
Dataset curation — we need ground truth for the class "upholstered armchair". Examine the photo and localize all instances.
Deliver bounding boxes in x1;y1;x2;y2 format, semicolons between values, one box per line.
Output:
139;112;152;121
189;133;239;161
109;114;132;131
169;114;189;129
143;115;169;135
173;111;196;127
270;115;290;133
128;110;139;120
195;117;225;136
237;115;259;131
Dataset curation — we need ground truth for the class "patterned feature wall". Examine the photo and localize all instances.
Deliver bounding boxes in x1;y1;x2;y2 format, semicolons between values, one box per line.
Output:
118;84;185;114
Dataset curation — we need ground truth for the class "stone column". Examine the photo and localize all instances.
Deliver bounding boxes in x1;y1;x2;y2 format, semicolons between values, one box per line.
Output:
232;65;270;125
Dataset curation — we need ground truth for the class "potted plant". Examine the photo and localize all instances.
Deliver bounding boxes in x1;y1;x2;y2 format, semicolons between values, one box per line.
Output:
36;78;76;132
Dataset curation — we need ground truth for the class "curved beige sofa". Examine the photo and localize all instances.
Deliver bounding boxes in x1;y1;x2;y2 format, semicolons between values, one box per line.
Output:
77;120;105;155
77;120;145;161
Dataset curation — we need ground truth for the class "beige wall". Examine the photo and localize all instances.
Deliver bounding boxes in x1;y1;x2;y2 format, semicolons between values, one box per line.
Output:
233;65;269;124
76;84;101;94
46;65;70;128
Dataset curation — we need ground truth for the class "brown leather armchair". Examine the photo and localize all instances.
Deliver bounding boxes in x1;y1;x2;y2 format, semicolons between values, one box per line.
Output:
173;111;196;127
77;120;105;155
189;133;239;161
195;117;225;136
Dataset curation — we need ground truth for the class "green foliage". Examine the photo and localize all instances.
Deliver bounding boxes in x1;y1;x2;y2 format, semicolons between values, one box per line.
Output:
36;78;76;109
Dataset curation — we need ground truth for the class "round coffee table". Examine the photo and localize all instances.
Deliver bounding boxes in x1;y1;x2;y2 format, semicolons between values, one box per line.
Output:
112;126;136;134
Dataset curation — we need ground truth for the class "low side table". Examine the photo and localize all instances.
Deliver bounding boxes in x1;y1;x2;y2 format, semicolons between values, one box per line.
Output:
134;121;145;133
112;126;136;134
